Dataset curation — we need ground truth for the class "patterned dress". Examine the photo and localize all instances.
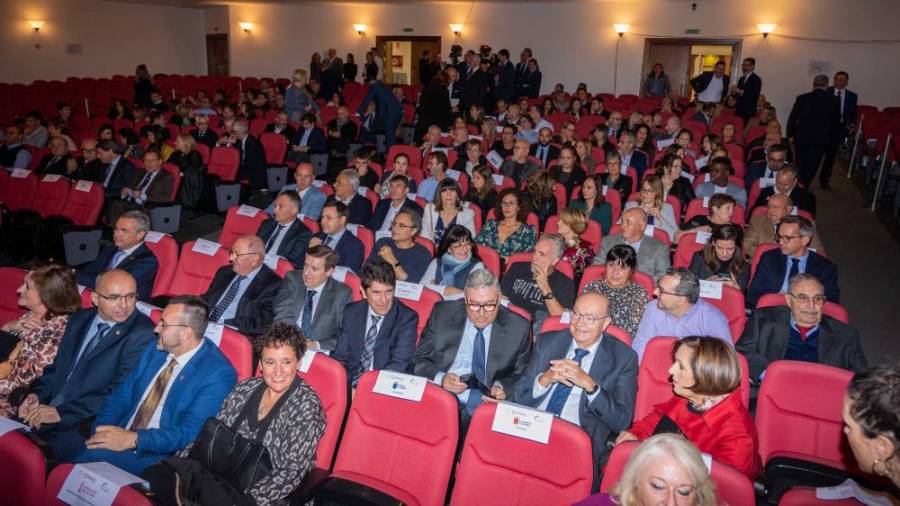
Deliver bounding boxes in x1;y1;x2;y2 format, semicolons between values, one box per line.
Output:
476;219;537;258
563;239;596;280
0;313;69;416
581;280;648;338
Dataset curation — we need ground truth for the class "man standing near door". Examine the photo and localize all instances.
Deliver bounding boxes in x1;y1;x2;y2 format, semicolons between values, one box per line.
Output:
730;57;763;123
690;60;730;105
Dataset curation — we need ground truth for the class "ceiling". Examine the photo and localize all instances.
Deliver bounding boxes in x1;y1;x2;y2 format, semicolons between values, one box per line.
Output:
107;0;703;6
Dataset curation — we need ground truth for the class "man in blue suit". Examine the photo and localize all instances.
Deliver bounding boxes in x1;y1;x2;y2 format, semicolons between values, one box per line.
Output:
265;162;327;220
821;71;859;189
333;259;418;387
71;296;237;474
747;215;839;307
287;113;327;164
311;201;365;273
76;210;159;301
18;270;157;461
96;139;136;201
616;132;648;181
356;81;402;149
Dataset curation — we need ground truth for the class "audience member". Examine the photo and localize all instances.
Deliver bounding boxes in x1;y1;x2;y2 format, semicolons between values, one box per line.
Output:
107;147;175;223
380;153;418;198
22;111;49;148
357;81;402;149
285;69;319;122
66;138;104;181
452;139;488;177
594;208;670;282
744;193;824;258
751;164;816;217
96;139;137;200
744;143;787;189
787;74;841;188
189;114;218;149
675;193;737;243
264;111;298;143
287;113;326;164
688;224;750;292
227;120;267;189
691;60;730;104
732;57;763;122
656;154;696;213
464;164;498;223
523;170;558;230
571;174;613;235
557;208;596;280
582;245;648;338
476;188;537;264
422;225;485;298
624;175;678;242
258;189;313;269
500;233;575;325
501;139;542;187
616;131;649;182
326;106;358;157
694;157;747;208
421;178;476;243
327;168;373;225
368;174;423;232
842;362;900;488
34;137;71;176
598;151;633;199
367;209;431;283
310;201;365;273
266;162;327;220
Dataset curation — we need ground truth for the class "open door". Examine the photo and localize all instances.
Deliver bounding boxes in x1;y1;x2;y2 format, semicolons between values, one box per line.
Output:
642;38;741;99
376;36;441;85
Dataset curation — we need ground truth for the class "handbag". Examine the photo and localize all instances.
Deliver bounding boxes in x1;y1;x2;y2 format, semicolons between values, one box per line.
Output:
187;416;272;495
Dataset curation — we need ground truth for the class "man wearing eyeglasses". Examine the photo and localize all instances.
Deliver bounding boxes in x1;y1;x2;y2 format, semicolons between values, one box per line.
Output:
189;114;218;149
106;146;175;224
514;292;637;486
737;273;866;385
744;193;824;258
751;164;817;217
17;270;156;461
413;269;531;430
201;235;280;337
746;215;838;307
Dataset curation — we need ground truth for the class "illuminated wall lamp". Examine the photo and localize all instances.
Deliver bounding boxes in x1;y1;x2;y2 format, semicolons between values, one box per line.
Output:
757;23;776;38
613;24;630;37
29;20;45;32
238;22;254;33
449;24;464;36
353;24;367;35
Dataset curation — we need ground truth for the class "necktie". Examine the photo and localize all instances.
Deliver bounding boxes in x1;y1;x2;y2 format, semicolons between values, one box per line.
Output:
107;249;127;269
103;163;115;187
129;358;178;430
465;328;487;415
355;314;382;385
52;323;111;406
545;348;591;417
787;257;800;283
301;290;317;341
266;224;285;251
209;275;245;323
136;172;152;192
837;90;844;121
323;235;332;247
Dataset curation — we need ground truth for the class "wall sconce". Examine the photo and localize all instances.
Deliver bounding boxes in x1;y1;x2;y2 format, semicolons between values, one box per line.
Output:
757;23;776;38
238;22;254;33
613;24;630;37
29;20;45;32
449;24;464;36
353;24;367;35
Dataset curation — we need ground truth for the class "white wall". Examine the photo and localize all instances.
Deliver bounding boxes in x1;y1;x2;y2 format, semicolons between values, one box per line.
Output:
0;0;206;83
226;0;900;119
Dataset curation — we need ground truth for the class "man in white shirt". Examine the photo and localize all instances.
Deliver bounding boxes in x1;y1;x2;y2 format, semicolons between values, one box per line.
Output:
692;60;729;104
528;106;554;132
266;162;326;219
0;125;32;170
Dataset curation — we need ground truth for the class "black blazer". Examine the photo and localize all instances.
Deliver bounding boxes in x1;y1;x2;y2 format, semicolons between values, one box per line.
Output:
530;143;560;167
416;82;453;135
75;243;159;301
826;86;858;127
315;230;364;273
753;186;817;217
332;300;418;383
264;124;298;144
462;69;489;111
258;218;313;269
30;308;156;430
496;60;517;102
103;157;137;199
747;249;839;307
623;150;649;180
70;159;106;183
36;154;72;176
326;194;372;226
367;198;423;232
735;73;762;119
293;127;327;154
519;70;542;98
549;165;587;200
190;128;219;149
412;300;532;395
736;305;867;381
202;265;281;336
689;72;730;101
599;173;633;200
237;135;268;189
787;88;841;145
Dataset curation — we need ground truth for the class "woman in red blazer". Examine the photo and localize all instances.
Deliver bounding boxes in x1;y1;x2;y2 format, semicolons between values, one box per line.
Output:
616;336;759;479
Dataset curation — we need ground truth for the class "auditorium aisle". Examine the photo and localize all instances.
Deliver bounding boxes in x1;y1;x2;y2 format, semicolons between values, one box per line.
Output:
815;163;900;363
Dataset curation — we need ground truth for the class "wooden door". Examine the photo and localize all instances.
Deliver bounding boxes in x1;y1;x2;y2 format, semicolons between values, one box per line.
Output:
643;44;691;98
206;34;229;77
411;40;441;86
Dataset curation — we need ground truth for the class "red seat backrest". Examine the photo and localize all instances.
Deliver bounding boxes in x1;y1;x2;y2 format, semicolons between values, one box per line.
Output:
331;371;459;506
167;240;231;296
33;175;71;218
450;403;593;506
755;293;849;323
270;256;294;278
755;361;855;470
700;284;747;343
0;430;46;506
218;205;268;248
346;224;374;259
260;132;288;165
395;287;440;339
195;143;210;165
673;232;707;269
297;352;348;470
44;463;152;505
476;244;501;278
386;144;423;169
143;233;178;298
60;180;104;225
220;326;253;381
0;267;27;324
208;146;240;181
750;243;779;282
249;118;267;137
778;487;864;506
3;170;37;211
331;267;363;302
461;201;482;234
161;163;181;201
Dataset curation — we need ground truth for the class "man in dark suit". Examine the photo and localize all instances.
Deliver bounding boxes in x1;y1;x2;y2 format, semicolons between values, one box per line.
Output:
202;235;280;336
519;58;542;99
106;147;175;223
496;49;517;104
690;60;729;104
189;114;218;149
333;259;418;387
731;57;762;122
616;132;649;180
530;127;560;167
514;48;532;92
264;111;298;144
288;113;327;164
76;210;159;301
744;144;788;189
233;120;268;189
357;81;402;149
502;139;542;187
273;245;352;352
747;215;838;307
18;270;157;462
418;51;433;86
787;74;841;188
68;138;106;182
821;71;859;189
258;189;313;269
96;139;136;200
311;201;365;273
327;106;359;158
514;292;637;484
414;269;531;427
368;174;423;232
71;297;237;474
752;164;817;217
326;169;372;226
689;102;717;129
738;273;866;383
35;136;72;176
462;54;489;115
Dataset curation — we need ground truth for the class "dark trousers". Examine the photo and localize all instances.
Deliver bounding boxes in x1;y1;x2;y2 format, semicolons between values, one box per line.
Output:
795;142;828;187
821;142;841;185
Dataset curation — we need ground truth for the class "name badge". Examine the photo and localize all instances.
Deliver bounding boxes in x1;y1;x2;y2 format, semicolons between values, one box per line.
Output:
296;213;307;221
356;186;368;197
0;416;29;437
790;206;798;215
10;168;30;178
491;174;505;186
486;150;504;169
699;280;723;300
204;323;224;346
331;266;349;282
42;174;63;182
559;311;572;324
235;204;260;217
58;462;149;506
372;370;427;402
701;453;713;473
298;349;317;373
714;185;728;193
445;169;462;181
816;479;893;506
703;173;712;183
311;179;326;188
644;224;655;237
759;177;775;188
143;231;165;244
407;192;418;200
695;231;712;244
602;185;609;196
75;180;93;192
655;138;675;150
346;223;359;235
135;301;160;318
702;196;710;207
681;170;695;182
395;281;424;301
432;146;449;155
263;253;281;270
191;239;221;256
468;134;483;141
374;230;391;241
491;401;553;444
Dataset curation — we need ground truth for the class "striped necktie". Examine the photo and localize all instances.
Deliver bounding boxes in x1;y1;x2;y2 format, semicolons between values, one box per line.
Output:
130;358;178;430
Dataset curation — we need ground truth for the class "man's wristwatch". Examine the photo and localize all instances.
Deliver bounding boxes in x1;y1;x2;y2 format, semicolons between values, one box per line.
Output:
542;291;555;300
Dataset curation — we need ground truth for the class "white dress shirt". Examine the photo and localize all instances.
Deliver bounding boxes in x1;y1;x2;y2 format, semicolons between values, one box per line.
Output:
697;75;724;103
126;343;203;430
266;219;295;255
533;338;603;426
434;320;493;403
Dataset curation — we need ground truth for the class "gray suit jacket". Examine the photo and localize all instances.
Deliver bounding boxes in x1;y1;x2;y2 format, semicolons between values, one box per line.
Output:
500;158;541;186
593;233;671;282
514;329;638;473
412;300;532;395
272;274;352;352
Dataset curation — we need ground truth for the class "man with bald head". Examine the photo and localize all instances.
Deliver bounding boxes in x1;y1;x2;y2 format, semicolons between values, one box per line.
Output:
744;193;825;258
501;139;541;187
202;235;280;336
752;164;816;217
530;127;560;167
265;162;326;219
515;292;637;485
18;270;156;461
593;207;670;282
67;138;105;182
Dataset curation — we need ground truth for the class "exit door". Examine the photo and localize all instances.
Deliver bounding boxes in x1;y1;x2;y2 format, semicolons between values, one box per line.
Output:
642;38;742;99
206;34;229;77
375;36;441;85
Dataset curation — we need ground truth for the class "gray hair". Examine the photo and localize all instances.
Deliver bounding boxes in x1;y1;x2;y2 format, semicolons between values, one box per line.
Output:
238;234;265;254
813;74;829;88
232;120;249;135
537;233;566;260
277;189;302;211
396;208;422;235
666;267;700;304
169;295;209;339
778;215;814;239
339;168;360;192
788;272;824;292
618;130;636;142
605;151;622;164
779;164;799;178
465;268;500;291
120;210;151;233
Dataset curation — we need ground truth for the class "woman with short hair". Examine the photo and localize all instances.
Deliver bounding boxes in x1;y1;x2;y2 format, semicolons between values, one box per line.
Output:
422;225;485;298
581;245;647;338
421;178;476;244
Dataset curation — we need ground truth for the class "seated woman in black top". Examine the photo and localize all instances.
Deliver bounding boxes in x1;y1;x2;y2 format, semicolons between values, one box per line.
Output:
598;151;633;199
688;223;750;292
657;152;695;216
463;164;498;225
590;125;615;157
549;145;586;200
522;170;558;231
674;193;736;243
368;208;431;283
168;134;205;208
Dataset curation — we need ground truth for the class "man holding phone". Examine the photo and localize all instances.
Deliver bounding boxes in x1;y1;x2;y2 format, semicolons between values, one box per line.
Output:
413;269;532;432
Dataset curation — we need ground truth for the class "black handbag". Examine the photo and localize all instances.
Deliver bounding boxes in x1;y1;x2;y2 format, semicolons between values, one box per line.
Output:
187;416;272;495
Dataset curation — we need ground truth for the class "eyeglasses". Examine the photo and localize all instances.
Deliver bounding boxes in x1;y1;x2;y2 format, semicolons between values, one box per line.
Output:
466;299;499;313
570;310;608;325
641;187;655;194
500;200;518;207
229;249;259;257
156;318;189;330
450;240;472;250
656;284;685;298
392;222;415;229
775;234;801;243
95;292;138;304
788;293;826;305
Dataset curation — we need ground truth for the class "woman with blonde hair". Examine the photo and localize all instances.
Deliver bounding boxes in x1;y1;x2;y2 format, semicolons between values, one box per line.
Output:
285;69;318;122
625;174;678;241
557;208;595;280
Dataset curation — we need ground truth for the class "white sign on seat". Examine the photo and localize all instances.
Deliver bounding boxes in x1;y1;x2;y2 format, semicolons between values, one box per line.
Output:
236;204;260;217
58;462;149;506
491;401;553;444
191;239;221;256
372;370;427;402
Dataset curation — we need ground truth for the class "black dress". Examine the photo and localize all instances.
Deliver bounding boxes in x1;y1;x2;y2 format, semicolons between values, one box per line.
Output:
464;189;498;225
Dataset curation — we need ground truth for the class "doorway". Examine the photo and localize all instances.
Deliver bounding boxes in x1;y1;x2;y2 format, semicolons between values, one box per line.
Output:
641;39;741;99
206;34;229;77
375;36;441;85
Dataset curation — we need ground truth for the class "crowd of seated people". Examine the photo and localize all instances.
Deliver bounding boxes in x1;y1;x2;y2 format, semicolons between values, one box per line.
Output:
0;46;897;505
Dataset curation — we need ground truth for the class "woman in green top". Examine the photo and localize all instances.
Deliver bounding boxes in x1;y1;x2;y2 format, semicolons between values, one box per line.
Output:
475;188;536;268
571;174;613;235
